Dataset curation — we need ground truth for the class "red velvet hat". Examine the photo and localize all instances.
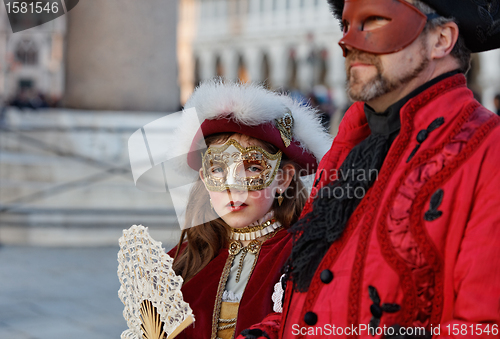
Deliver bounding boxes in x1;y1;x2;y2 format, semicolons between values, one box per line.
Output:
177;80;333;176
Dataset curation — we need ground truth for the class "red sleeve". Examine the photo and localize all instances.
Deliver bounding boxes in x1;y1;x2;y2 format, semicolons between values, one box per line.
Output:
437;133;500;338
235;312;282;339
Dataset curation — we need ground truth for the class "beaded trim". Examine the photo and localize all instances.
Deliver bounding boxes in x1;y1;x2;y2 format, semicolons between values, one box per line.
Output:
230;219;282;241
232;218;276;233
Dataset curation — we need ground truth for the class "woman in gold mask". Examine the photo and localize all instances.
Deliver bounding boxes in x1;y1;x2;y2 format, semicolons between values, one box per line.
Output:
170;80;332;339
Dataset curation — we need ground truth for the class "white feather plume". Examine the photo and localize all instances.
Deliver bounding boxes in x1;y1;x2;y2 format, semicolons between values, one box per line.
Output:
172;79;333;170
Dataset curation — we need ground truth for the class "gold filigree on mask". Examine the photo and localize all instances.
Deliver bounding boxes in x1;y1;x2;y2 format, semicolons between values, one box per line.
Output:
202;139;282;192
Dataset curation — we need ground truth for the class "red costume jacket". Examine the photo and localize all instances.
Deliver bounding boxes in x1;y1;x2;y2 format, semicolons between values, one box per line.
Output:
239;74;500;338
170;229;292;339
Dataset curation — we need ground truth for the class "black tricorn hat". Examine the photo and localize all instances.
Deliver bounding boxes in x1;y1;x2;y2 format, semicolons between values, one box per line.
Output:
327;0;500;53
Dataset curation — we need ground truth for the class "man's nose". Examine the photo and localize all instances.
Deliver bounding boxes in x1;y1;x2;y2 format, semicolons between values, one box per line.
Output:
339;40;354;57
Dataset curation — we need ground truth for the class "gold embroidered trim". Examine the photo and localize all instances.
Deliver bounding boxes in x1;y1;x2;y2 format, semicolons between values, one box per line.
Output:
235;248;248;283
218;322;236;331
210;230;282;339
211;254;235;339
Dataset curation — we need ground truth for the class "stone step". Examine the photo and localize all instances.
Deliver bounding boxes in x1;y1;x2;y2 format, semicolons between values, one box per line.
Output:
0;207;182;247
0;108;184;246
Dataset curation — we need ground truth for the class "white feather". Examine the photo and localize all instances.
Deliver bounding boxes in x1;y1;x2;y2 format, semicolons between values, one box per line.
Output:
172;79;333;172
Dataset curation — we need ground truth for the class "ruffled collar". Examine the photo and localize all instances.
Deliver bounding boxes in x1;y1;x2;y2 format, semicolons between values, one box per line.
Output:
247;211;274;227
229;210;282;242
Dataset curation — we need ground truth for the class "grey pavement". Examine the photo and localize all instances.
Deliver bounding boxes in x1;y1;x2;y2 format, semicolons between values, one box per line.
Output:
0;245;174;339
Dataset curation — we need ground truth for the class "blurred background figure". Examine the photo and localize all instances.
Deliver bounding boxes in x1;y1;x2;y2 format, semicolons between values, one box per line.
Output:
0;0;500;338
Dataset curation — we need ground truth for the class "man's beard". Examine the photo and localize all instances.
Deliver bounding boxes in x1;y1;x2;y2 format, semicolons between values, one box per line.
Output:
345;46;429;103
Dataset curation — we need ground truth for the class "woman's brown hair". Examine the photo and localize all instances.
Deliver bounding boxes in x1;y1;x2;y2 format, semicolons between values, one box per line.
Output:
172;133;308;282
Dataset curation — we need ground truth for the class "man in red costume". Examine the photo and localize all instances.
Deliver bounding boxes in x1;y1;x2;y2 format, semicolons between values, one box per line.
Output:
238;0;500;338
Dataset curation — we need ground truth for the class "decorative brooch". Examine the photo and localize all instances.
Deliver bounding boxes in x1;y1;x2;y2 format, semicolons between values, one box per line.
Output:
275;109;294;147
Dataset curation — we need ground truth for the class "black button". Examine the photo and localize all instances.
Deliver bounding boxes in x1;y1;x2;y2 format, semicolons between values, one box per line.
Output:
304;311;318;325
320;269;334;284
416;130;428;143
370;304;383;318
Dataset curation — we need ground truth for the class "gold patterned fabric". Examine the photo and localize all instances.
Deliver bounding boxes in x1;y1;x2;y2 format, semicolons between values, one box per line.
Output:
216;301;240;339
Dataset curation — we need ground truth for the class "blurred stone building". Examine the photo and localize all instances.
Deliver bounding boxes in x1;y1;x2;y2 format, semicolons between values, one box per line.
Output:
0;8;65;106
1;0;180;111
178;0;348;108
0;1;181;246
179;0;500;112
64;0;179;112
1;0;500;246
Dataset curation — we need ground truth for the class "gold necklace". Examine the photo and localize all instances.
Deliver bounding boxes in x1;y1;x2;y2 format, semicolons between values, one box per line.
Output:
228;223;282;283
229;218;281;241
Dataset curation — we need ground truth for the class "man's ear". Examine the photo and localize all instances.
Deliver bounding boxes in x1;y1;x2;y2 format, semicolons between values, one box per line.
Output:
276;164;296;191
430;21;459;60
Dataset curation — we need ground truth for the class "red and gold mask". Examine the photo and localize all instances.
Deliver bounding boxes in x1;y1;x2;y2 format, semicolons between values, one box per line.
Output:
339;0;427;56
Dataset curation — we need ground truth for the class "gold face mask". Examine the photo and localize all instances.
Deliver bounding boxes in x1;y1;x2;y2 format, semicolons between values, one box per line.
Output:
202;139;282;192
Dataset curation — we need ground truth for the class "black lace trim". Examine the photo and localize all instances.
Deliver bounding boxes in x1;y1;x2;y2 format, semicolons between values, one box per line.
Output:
287;132;393;292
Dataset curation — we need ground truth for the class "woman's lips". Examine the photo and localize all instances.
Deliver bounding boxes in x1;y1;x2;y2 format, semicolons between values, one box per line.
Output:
229;205;247;212
227;201;247;212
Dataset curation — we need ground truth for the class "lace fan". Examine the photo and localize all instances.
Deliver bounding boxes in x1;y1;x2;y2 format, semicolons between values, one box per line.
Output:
118;225;194;339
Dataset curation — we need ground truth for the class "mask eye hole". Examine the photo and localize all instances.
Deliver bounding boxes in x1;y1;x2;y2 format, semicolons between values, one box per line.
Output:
244;160;264;176
361;16;391;31
209;163;226;178
342;20;350;34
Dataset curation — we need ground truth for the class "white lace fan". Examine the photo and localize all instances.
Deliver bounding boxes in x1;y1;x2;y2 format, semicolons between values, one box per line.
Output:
118;225;194;339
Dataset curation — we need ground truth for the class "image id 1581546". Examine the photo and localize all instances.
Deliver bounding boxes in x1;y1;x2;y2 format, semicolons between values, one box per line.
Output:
3;0;79;32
